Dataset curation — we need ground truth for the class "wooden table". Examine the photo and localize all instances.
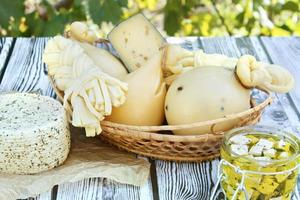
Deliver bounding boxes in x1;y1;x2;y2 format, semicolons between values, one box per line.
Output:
1;37;300;200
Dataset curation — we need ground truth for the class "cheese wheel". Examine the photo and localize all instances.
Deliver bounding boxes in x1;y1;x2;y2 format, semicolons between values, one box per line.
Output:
0;93;70;174
165;67;251;135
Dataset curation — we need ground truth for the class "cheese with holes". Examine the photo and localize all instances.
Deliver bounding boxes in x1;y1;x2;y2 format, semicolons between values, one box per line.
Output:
0;93;70;174
108;13;165;72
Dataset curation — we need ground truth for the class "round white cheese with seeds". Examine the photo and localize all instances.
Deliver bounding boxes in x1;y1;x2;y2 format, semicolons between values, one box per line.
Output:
0;93;70;174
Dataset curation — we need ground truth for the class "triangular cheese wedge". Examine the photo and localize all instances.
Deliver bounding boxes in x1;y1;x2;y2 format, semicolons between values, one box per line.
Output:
106;53;166;126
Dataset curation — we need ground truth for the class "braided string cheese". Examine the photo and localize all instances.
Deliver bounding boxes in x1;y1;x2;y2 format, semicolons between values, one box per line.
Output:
194;51;294;93
162;45;294;93
43;36;128;136
236;55;294;93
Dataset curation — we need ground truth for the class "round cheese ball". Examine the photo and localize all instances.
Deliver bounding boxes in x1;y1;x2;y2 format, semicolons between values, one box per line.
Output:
165;66;250;135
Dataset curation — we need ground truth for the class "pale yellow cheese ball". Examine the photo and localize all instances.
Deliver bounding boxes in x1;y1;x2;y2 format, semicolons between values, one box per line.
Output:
165;66;251;135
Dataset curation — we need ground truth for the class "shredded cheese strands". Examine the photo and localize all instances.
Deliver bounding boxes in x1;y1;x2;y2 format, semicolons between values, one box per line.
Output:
43;36;128;137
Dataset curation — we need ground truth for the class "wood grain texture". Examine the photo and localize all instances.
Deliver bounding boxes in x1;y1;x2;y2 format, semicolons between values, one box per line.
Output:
0;38;54;96
0;37;14;83
57;178;142;200
260;37;300;118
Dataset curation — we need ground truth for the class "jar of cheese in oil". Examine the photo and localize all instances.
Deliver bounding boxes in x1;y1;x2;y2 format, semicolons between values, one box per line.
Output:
220;126;300;200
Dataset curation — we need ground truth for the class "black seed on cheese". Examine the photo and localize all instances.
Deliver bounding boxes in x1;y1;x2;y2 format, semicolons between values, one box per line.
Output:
165;105;168;111
177;86;183;91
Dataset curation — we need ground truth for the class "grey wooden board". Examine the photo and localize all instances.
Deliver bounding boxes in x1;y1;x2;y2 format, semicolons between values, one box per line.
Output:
1;37;300;200
260;37;300;118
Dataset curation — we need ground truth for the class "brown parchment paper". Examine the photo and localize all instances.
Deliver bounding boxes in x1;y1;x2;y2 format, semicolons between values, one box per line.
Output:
0;127;150;200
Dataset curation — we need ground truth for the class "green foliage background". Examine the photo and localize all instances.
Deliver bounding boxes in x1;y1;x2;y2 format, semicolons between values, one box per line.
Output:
1;0;300;37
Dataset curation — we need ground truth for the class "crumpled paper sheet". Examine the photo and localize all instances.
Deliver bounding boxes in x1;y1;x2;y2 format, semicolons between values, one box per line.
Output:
0;127;150;200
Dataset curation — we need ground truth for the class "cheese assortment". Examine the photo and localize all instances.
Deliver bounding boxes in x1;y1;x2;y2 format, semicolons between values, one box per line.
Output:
41;14;295;136
0;93;70;174
221;127;300;200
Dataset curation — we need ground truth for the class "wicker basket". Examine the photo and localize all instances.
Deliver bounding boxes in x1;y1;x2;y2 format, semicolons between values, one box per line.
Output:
48;36;272;162
48;71;271;162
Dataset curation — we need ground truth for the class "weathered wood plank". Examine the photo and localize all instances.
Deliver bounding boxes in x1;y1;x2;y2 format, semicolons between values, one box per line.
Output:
56;159;154;200
247;37;300;127
260;37;300;118
0;38;54;96
156;159;221;200
0;37;14;83
57;178;141;200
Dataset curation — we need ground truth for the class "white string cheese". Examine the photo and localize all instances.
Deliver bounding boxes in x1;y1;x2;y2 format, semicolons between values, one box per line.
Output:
43;36;128;137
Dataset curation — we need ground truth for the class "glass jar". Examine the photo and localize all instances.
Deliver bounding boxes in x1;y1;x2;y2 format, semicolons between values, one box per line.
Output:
220;125;300;200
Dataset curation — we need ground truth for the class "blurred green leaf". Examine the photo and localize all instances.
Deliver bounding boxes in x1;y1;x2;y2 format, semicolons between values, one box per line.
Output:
89;0;127;24
0;0;300;37
0;0;24;27
282;1;299;11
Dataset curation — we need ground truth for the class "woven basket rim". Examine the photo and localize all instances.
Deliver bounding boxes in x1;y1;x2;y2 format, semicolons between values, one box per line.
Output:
48;74;271;140
100;90;271;132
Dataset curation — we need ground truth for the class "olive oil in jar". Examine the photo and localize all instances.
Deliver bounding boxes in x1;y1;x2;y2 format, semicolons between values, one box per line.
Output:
220;126;300;200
